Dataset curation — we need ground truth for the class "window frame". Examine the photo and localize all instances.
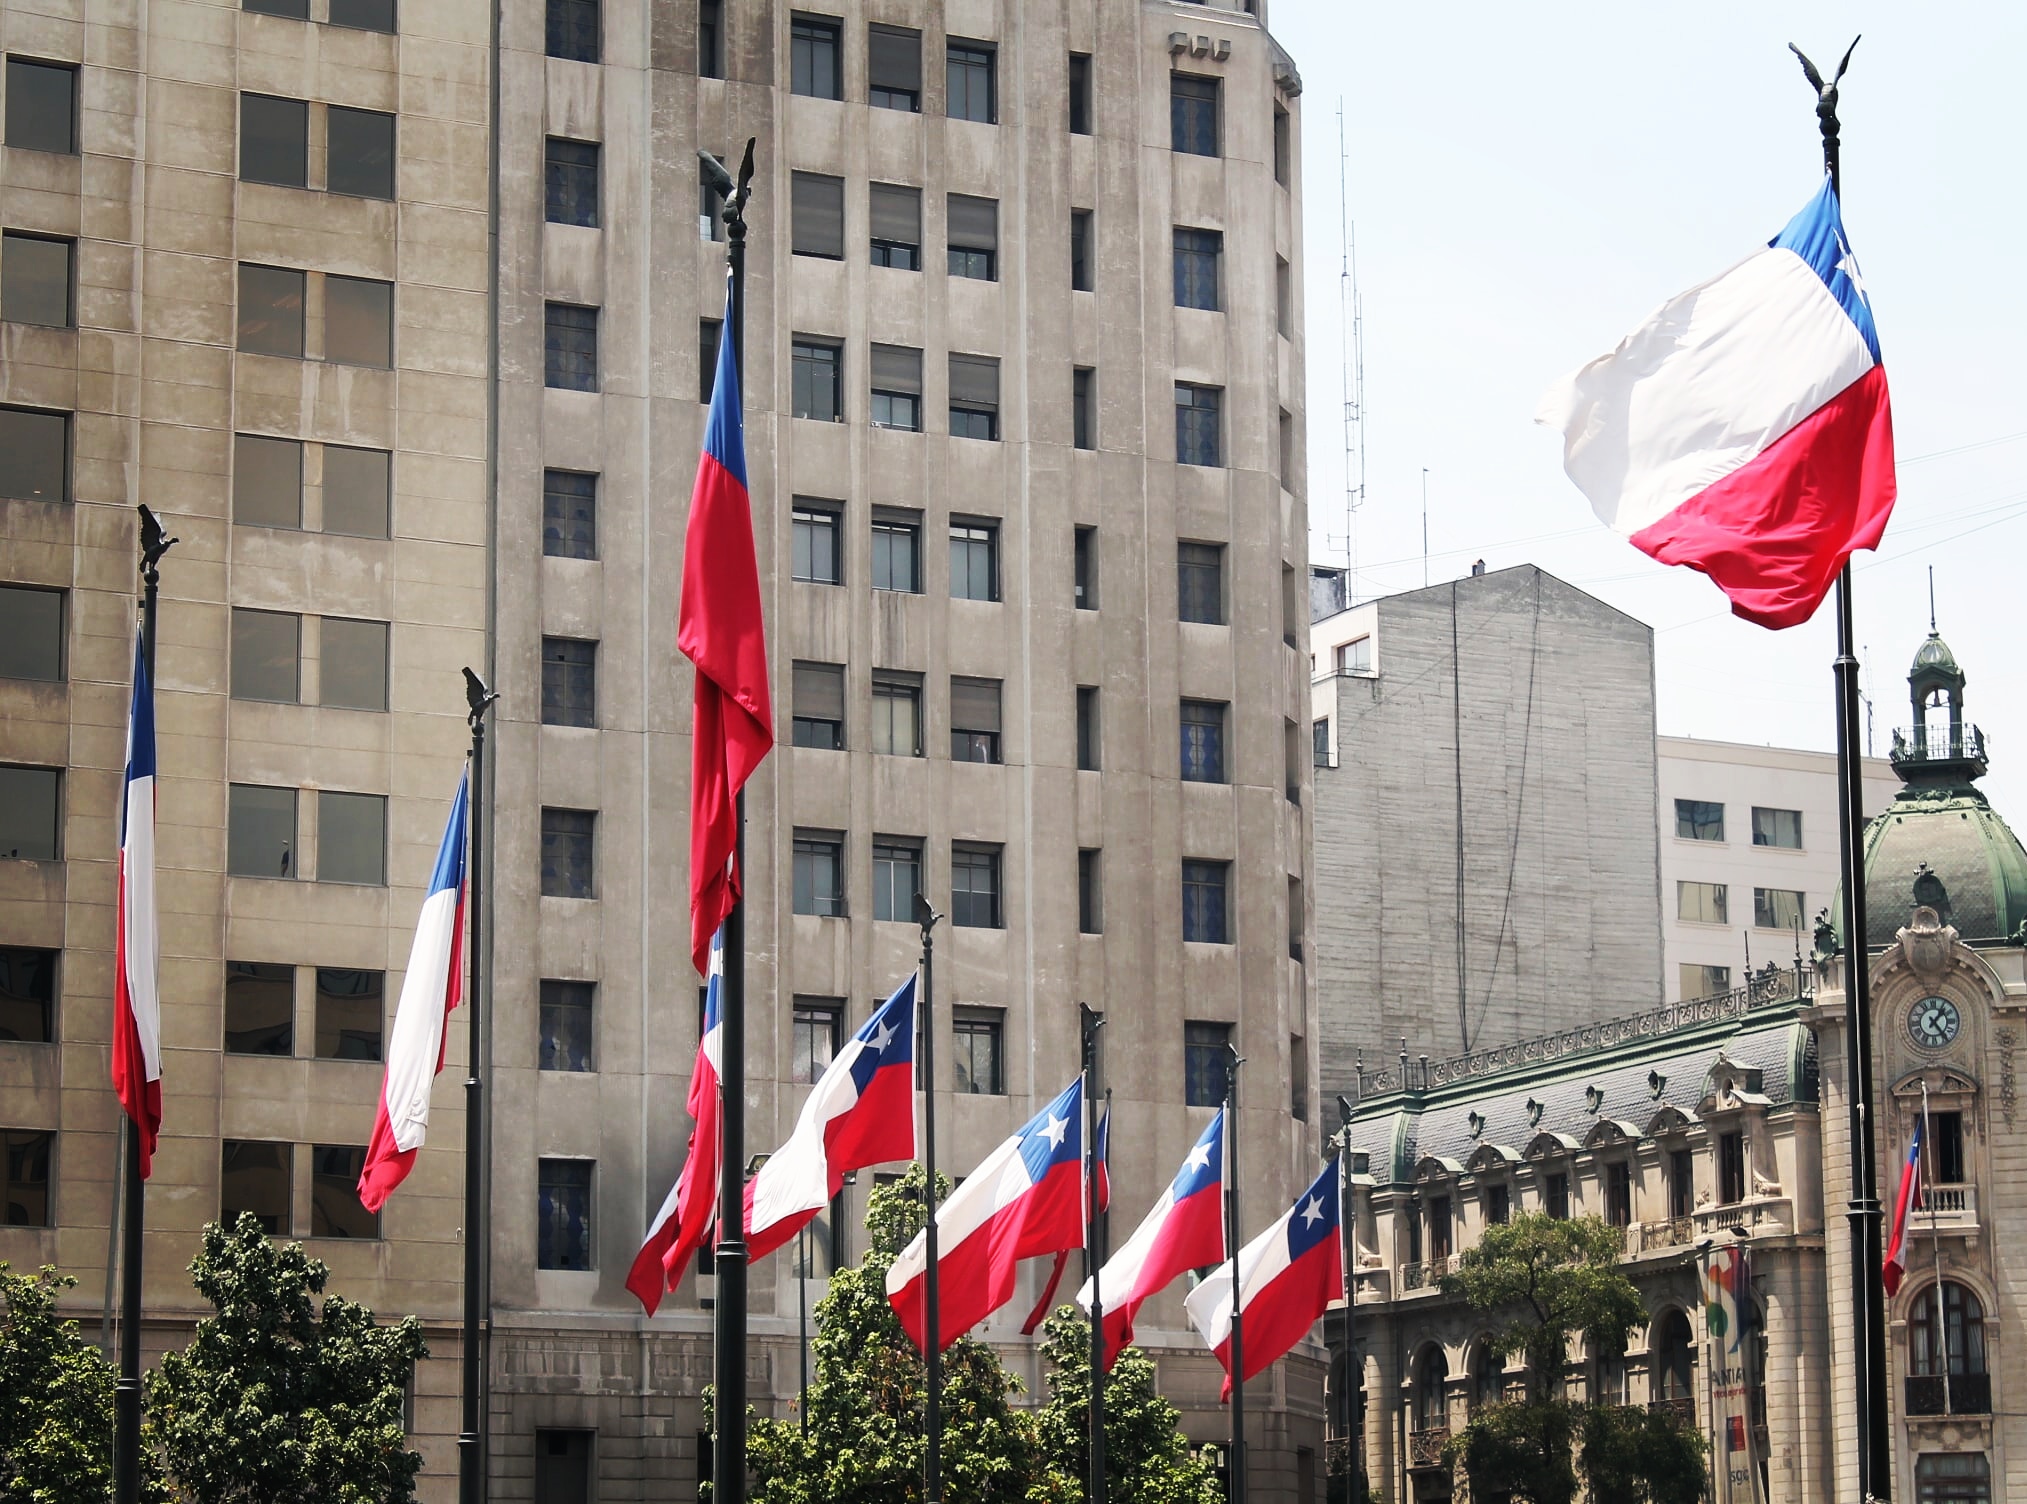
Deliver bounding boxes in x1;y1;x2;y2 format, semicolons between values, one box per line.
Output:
791;501;842;584
540;806;597;899
870;671;923;758
223;959;294;1056
326;105;395;200
237;263;307;359
791;170;846;260
948;518;999;602
789;13;843;100
792;338;844;422
868;23;922;112
948;354;1000;442
229;607;302;704
1175;382;1223;467
1753;886;1806;931
1179;699;1228;784
313;966;385;1062
872;839;923;922
1173;226;1222;311
536;1157;596;1270
316;789;387;886
1674;798;1725;842
869;181;922;269
952;1007;1005;1095
540;636;598;729
792;831;846;917
545;0;600;63
220;1139;292;1235
790;660;846;751
319;615;389;712
950;842;1003;929
4;58;79;156
946;194;998;282
1181;859;1231;944
1077;848;1102;935
1170;72;1219;157
950;676;1003;764
946;40;996;124
1183;1020;1232;1107
0;945;58;1045
1067;51;1092;135
1;231;75;329
791;997;844;1085
1070;209;1094;292
538;979;596;1072
544;136;601;227
1676;880;1728;926
544;301;600;392
543;469;597;559
1075;685;1100;772
1751;805;1803;850
871;512;921;593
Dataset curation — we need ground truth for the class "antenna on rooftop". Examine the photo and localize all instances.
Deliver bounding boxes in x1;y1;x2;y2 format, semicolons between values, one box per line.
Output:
1422;468;1429;588
1327;97;1367;601
1928;565;1936;632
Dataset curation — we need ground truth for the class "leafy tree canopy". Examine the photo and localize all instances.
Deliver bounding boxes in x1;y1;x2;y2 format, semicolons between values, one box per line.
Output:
1032;1308;1222;1504
1576;1399;1706;1504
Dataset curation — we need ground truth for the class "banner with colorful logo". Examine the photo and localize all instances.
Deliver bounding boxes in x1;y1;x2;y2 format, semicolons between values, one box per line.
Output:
1698;1245;1764;1504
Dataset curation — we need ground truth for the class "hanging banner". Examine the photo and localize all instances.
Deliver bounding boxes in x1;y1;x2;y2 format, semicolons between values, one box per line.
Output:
1699;1245;1764;1504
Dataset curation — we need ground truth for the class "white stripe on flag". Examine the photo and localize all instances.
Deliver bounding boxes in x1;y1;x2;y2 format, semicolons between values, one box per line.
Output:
122;775;161;1081
382;884;461;1152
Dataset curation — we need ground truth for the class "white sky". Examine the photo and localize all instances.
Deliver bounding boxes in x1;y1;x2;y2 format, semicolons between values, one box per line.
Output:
1274;2;2027;818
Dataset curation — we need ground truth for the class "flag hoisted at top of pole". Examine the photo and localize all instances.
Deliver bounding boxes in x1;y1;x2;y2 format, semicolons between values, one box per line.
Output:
1537;177;1896;629
110;629;162;1178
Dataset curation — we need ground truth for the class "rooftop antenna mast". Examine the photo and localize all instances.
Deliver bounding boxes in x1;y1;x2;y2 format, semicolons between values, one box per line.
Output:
1327;97;1366;599
1928;564;1936;631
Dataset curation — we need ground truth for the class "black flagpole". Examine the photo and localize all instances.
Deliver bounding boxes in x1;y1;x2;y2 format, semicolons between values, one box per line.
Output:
114;505;175;1504
1080;1004;1107;1504
1337;1094;1357;1504
1791;37;1891;1502
913;893;944;1502
457;668;498;1504
1224;1043;1246;1504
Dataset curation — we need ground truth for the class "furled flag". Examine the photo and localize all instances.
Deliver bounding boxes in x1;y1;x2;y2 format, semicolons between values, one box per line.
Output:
1076;1111;1224;1368
1538;178;1895;630
677;292;773;975
110;631;162;1178
1021;1098;1109;1335
1882;1112;1924;1296
888;1078;1086;1353
626;933;726;1315
745;974;917;1261
1186;1157;1341;1396
358;772;470;1212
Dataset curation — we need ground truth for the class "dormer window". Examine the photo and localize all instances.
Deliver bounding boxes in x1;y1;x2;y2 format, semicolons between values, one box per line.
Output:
1544;1171;1570;1220
1606;1162;1631;1228
1719;1130;1746;1205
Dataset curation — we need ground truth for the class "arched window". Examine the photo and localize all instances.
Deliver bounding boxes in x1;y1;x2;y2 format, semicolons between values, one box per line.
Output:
1654;1310;1695;1401
1471;1342;1504;1410
1412;1347;1449;1432
1910;1283;1987;1376
1915;1451;1991;1504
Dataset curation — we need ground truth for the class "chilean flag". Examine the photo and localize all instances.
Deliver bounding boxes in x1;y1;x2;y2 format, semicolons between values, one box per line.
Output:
625;932;725;1315
110;631;162;1178
1186;1158;1341;1395
745;974;917;1262
678;289;773;976
1882;1114;1923;1297
1021;1097;1110;1335
1076;1112;1225;1369
1539;178;1895;630
887;1078;1086;1353
357;771;469;1212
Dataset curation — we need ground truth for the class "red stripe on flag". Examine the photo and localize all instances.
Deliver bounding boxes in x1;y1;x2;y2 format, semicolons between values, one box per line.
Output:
110;855;161;1178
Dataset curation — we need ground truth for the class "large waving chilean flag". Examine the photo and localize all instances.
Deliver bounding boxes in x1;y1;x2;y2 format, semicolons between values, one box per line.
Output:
1077;1111;1225;1370
110;631;162;1178
626;933;725;1315
1186;1157;1341;1395
358;771;470;1212
1539;178;1895;630
888;1078;1086;1353
745;974;917;1261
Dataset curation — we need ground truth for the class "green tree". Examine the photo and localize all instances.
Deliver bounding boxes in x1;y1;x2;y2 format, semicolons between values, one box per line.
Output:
1576;1401;1706;1504
146;1215;427;1504
1031;1308;1223;1504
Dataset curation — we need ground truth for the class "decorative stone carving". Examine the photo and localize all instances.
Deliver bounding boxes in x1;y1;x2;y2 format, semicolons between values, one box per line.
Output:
1895;905;1959;989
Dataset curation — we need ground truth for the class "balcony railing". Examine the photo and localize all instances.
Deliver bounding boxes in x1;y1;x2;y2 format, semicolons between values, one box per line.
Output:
1920;1183;1978;1228
1648;1396;1697;1425
1399;1261;1425;1291
1408;1427;1451;1468
1905;1372;1991;1416
1642;1216;1695;1252
1695;1196;1793;1238
1891;724;1987;772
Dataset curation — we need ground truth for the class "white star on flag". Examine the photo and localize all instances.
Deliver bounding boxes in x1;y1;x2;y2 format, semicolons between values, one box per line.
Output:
1040;1113;1069;1149
1835;234;1869;304
1184;1142;1213;1172
1299;1195;1322;1227
868;1019;895;1055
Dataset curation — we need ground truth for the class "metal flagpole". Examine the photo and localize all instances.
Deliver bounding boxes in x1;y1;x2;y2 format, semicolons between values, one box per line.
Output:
1224;1042;1246;1504
1337;1095;1358;1504
798;1221;809;1432
1080;1004;1108;1504
913;894;945;1501
1790;37;1891;1501
457;668;498;1504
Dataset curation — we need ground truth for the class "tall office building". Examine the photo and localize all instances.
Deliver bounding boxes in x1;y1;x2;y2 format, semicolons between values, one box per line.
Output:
0;0;1317;1497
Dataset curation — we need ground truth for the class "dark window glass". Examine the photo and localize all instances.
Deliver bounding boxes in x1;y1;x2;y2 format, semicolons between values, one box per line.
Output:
951;843;1001;929
224;960;293;1055
1070;210;1093;292
869;24;921;112
327;107;394;199
329;0;397;31
792;503;841;584
0;947;57;1044
230;608;301;703
545;303;598;390
870;672;921;757
790;661;845;750
1276;257;1293;336
1909;1283;1987;1378
699;160;725;242
0;767;59;861
1313;717;1330;767
244;0;310;17
948;354;998;441
1931;1110;1965;1185
792;340;842;421
539;980;595;1072
238;264;306;357
699;317;721;403
325;275;393;367
2;233;73;328
0;408;67;504
949;520;997;601
697;0;722;77
1655;1310;1694;1397
1752;806;1803;849
1175;383;1222;467
542;637;596;728
946;41;994;123
544;470;597;558
1073;525;1096;607
1606;1161;1631;1228
228;784;296;878
791;172;845;259
1180;700;1226;783
870;182;921;269
870;344;923;432
235;434;301;527
1674;798;1724;841
541;808;595;898
947;194;997;281
790;15;841;99
1173;227;1221;310
1754;887;1805;931
1719;1130;1746;1205
1170;73;1219;156
1274;106;1291;185
1668;1147;1694;1219
321;617;388;711
1487;1183;1510;1226
1067;52;1092;134
1073;369;1095;452
953;1009;1003;1095
1545;1171;1570;1220
314;968;383;1060
221;1139;292;1234
1184;1020;1231;1107
536;1430;595;1504
317;790;385;885
1428;1196;1452;1259
545;139;599;226
1;1130;51;1226
1676;880;1726;925
950;676;1002;764
791;998;841;1084
310;1144;377;1237
322;445;390;538
5;60;77;155
537;1158;594;1269
0;587;63;682
793;833;844;916
872;840;921;922
546;0;599;61
1077;849;1101;934
871;514;919;592
1182;860;1229;943
1076;686;1099;771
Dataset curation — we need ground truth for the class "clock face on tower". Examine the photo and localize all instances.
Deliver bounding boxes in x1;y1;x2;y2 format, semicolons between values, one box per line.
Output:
1908;995;1961;1050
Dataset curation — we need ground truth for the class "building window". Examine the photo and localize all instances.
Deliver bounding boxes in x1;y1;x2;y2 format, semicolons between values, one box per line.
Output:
1674;798;1724;842
1334;637;1372;673
793;832;845;917
1676;880;1727;925
6;59;78;155
1752;806;1803;849
238;264;307;357
324;275;393;367
0;765;58;863
699;160;725;242
227;784;295;878
1180;700;1227;784
541;808;596;898
1605;1161;1631;1228
1930;1110;1965;1185
545;137;600;226
1184;1020;1231;1107
950;676;1002;764
1680;963;1732;1001
537;1159;594;1269
1073;525;1096;607
1654;1310;1695;1400
539;980;595;1072
1288;874;1304;957
949;519;998;601
233;435;301;528
1070;210;1093;292
951;843;1002;929
1427;1197;1452;1260
1312;718;1330;768
1170;73;1219;156
545;303;598;391
869;24;921;111
1078;849;1102;935
1909;1283;1988;1391
1076;686;1100;772
791;171;845;259
871;672;923;758
698;318;721;403
543;470;597;559
871;512;920;592
953;1009;1004;1095
792;502;841;584
949;354;999;441
947;194;997;281
870;181;921;268
1182;860;1230;944
872;840;922;922
221;1140;292;1234
1487;1183;1510;1226
0;406;64;505
542;638;597;728
1067;52;1092;134
697;0;722;77
321;616;388;711
1544;1171;1570;1220
1718;1130;1745;1205
323;446;390;538
1754;887;1805;931
790;661;845;750
1173;227;1221;310
790;14;841;99
791;999;842;1085
317;791;386;885
326;106;394;199
245;0;310;19
946;41;995;123
546;0;599;62
870;344;923;432
309;1146;377;1238
230;608;300;704
223;960;293;1055
329;0;396;30
1273;105;1291;185
1290;1034;1308;1122
0;1134;49;1221
1668;1147;1695;1219
1175;383;1222;467
1912;1454;1991;1499
1276;256;1293;336
1073;369;1095;451
313;969;384;1061
2;232;73;328
0;946;58;1044
792;339;842;421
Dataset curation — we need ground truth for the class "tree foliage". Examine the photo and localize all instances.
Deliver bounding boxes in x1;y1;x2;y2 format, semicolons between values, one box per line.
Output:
146;1215;427;1504
1443;1399;1579;1504
1032;1308;1222;1504
1576;1401;1706;1504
